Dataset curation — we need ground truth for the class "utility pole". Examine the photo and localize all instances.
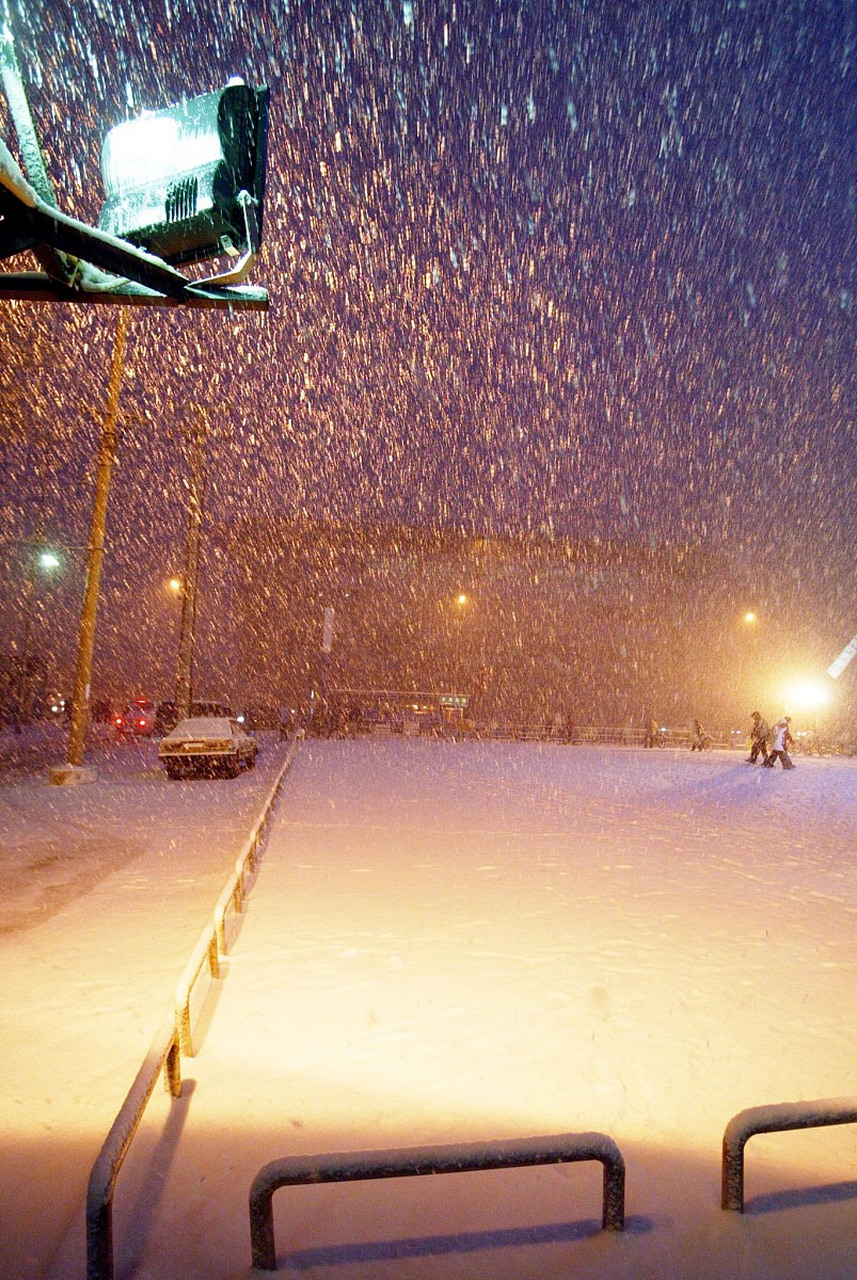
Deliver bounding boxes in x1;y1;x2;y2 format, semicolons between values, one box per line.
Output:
174;407;209;722
52;309;128;782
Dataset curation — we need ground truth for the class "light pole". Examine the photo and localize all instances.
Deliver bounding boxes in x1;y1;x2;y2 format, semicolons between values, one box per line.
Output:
51;309;128;782
735;609;759;710
174;408;209;722
11;543;59;730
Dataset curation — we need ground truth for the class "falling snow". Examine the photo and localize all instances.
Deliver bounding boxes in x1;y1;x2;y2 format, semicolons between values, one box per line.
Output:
0;2;855;1269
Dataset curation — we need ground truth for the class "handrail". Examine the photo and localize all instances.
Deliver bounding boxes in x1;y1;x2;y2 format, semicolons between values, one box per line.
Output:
249;1131;625;1270
175;732;302;1054
722;1096;857;1211
87;734;301;1280
86;1021;181;1280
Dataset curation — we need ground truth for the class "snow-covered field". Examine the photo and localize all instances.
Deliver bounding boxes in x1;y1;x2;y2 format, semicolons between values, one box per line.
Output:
2;736;855;1279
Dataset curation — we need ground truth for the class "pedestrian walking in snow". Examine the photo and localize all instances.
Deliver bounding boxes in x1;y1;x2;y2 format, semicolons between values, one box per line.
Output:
746;710;770;764
762;716;795;769
690;718;706;751
643;717;660;747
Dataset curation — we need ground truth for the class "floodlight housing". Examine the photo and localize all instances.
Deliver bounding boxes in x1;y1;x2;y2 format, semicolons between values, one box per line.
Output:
98;80;268;266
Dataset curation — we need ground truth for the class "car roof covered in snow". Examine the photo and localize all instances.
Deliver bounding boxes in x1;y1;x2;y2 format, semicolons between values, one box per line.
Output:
165;717;236;739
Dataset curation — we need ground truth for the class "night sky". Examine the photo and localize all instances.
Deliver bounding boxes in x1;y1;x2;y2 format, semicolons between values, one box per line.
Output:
0;0;854;710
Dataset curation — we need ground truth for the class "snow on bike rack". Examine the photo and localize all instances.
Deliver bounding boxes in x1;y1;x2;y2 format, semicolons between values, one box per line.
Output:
721;1096;857;1212
249;1131;626;1271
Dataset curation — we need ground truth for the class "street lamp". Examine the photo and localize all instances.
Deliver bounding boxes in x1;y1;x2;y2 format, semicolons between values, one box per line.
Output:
12;541;60;729
786;677;830;719
98;80;268;268
1;21;270;306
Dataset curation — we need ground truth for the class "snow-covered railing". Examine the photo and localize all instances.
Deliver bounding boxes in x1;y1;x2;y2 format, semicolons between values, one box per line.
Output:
249;1131;626;1270
175;731;302;1055
86;1020;181;1280
721;1096;857;1212
87;735;302;1280
481;724;695;747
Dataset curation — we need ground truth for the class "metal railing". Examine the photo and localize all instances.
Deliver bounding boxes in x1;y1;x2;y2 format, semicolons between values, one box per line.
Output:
86;734;302;1280
86;1021;181;1280
721;1096;857;1211
249;1131;625;1271
175;731;302;1055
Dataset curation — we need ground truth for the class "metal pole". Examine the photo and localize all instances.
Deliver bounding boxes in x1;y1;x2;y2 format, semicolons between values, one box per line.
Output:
174;409;207;722
65;310;128;770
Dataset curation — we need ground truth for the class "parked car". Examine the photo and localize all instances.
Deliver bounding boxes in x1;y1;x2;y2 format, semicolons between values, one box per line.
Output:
158;716;258;779
114;698;156;737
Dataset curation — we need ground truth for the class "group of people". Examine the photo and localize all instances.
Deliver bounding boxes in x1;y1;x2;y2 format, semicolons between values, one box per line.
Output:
747;711;795;769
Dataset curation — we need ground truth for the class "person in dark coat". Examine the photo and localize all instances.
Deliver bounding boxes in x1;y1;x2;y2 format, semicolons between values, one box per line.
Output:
746;711;770;764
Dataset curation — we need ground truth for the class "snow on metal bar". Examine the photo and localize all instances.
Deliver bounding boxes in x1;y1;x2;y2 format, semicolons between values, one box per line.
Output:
249;1131;626;1270
721;1096;857;1212
86;1020;181;1280
175;732;303;1055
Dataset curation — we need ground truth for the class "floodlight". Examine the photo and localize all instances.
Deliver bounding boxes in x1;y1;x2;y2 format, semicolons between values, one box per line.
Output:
98;79;269;266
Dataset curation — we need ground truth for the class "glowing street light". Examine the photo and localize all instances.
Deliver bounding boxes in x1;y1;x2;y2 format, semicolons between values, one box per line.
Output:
1;20;270;306
98;80;269;269
785;677;830;715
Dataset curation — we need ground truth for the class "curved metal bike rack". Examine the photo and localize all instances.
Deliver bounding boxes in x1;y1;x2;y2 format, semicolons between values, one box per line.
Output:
722;1096;857;1211
86;1021;181;1280
249;1130;625;1271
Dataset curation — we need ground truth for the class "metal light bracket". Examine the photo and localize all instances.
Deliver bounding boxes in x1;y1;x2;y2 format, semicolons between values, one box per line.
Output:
0;22;268;309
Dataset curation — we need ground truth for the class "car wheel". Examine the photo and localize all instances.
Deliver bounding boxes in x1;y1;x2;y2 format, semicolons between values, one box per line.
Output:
165;761;183;780
248;749;257;770
223;758;240;779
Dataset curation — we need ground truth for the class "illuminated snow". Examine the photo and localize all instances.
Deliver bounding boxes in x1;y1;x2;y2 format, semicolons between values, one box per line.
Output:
1;732;854;1279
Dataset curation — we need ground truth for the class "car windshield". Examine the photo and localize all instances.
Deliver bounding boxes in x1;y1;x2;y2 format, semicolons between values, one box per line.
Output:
166;717;234;739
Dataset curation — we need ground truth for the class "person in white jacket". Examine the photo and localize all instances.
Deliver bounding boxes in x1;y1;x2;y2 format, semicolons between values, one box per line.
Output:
763;716;795;769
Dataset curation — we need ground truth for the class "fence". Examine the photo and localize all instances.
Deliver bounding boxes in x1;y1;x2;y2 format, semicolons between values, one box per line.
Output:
174;731;302;1055
86;733;302;1280
249;1131;626;1271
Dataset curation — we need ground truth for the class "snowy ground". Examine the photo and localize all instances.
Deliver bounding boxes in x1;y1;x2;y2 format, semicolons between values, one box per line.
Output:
2;735;855;1279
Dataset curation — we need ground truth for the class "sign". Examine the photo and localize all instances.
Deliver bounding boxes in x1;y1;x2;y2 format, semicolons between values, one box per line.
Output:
828;634;857;680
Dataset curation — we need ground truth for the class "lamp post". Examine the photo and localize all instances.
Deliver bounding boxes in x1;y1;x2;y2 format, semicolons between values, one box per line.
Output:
174;408;209;722
735;609;759;709
12;543;59;730
51;309;128;782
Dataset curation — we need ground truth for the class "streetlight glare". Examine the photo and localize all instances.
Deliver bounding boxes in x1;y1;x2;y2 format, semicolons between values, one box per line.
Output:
168;577;183;594
743;611;757;625
456;593;468;606
38;550;60;570
785;678;830;711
